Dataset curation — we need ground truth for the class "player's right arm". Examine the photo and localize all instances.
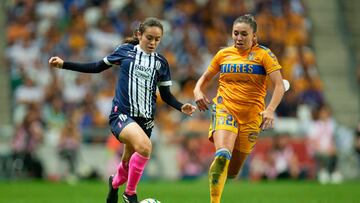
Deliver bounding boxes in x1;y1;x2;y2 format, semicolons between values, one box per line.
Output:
48;56;111;73
194;49;222;111
193;69;217;111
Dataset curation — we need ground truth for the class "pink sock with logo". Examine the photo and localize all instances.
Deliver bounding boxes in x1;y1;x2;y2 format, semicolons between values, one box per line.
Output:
112;160;129;189
125;152;149;195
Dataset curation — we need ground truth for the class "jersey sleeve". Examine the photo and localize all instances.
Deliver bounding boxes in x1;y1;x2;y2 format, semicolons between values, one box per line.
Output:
157;56;172;86
103;44;128;66
262;49;282;74
207;50;223;74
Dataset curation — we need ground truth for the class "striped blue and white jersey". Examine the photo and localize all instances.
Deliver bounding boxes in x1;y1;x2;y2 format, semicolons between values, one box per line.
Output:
103;43;172;119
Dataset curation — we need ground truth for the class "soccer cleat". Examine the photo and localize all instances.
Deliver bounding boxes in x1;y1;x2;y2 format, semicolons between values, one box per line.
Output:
106;175;118;203
122;192;138;203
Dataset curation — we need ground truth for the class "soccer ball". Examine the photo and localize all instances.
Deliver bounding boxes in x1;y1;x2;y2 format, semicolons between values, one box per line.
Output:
140;198;161;203
283;79;290;92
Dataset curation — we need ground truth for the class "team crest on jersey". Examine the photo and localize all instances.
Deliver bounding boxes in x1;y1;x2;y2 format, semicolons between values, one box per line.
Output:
155;61;161;70
247;52;255;61
248;132;258;142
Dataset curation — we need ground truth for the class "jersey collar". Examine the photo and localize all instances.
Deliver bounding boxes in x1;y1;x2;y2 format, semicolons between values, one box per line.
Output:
135;45;155;56
235;43;258;56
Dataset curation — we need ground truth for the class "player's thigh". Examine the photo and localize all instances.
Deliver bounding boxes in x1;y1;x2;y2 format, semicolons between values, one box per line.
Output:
234;119;261;153
213;130;238;152
120;122;152;156
209;103;238;152
110;114;152;155
228;150;249;178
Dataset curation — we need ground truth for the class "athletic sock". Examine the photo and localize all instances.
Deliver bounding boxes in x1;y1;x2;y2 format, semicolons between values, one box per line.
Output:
125;152;149;195
112;160;129;189
209;148;231;203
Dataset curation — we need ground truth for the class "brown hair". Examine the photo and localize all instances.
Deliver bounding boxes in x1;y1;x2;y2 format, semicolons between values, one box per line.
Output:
123;17;164;45
233;14;257;33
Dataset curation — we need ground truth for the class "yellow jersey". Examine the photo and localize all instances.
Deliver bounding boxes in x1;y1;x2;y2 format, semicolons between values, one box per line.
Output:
207;44;281;124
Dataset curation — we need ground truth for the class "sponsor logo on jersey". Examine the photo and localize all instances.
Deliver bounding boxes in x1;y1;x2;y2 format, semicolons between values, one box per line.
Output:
135;64;152;72
135;70;151;80
144;120;154;130
118;114;128;122
248;132;258;142
220;63;266;75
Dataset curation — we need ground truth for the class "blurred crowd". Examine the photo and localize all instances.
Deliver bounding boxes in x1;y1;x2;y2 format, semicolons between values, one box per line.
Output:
3;0;359;183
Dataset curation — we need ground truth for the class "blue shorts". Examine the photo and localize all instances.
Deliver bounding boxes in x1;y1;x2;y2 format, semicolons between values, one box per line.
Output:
109;108;154;140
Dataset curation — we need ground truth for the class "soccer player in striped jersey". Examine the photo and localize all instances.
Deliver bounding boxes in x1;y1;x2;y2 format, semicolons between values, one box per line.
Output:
49;17;196;203
194;14;285;203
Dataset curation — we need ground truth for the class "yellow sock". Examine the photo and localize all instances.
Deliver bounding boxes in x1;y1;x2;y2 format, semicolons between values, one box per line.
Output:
209;149;231;203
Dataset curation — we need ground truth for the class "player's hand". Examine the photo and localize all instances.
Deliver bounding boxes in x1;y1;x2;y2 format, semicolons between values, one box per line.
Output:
194;89;210;111
48;56;64;69
259;108;275;130
181;103;197;116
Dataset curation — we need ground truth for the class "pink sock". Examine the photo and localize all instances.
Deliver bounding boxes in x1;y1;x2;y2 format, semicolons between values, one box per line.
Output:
125;152;149;195
112;161;129;189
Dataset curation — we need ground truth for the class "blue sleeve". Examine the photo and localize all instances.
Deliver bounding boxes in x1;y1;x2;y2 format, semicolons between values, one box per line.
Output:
157;55;172;86
159;86;183;111
62;60;111;73
103;44;131;66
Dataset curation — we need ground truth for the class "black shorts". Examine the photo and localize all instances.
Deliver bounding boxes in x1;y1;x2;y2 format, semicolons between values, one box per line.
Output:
109;112;154;140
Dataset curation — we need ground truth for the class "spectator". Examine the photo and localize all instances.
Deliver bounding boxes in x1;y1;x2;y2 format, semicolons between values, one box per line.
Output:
42;95;66;146
178;135;207;180
250;134;304;180
307;104;343;184
265;134;302;180
58;113;81;181
14;76;45;104
11;104;44;179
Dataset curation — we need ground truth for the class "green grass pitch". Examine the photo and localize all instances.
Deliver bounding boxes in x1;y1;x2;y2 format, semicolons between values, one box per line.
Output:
1;179;359;203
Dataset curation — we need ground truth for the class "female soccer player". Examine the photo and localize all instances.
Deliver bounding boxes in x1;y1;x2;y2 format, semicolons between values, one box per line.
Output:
49;17;196;203
193;14;285;203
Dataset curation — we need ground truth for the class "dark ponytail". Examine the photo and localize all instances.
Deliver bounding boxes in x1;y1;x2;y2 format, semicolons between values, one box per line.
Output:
123;17;164;45
123;29;140;45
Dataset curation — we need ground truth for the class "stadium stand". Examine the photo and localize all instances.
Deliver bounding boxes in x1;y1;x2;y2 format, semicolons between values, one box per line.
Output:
304;0;359;128
1;0;358;182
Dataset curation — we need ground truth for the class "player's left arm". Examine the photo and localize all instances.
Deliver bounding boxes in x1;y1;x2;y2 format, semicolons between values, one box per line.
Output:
260;70;285;130
158;86;196;116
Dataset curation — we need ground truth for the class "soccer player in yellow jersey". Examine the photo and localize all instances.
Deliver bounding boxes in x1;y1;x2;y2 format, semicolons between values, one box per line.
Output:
194;14;285;203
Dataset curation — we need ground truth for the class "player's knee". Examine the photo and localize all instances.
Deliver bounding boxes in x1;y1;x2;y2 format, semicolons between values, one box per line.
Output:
215;148;232;160
134;139;152;157
227;172;238;179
